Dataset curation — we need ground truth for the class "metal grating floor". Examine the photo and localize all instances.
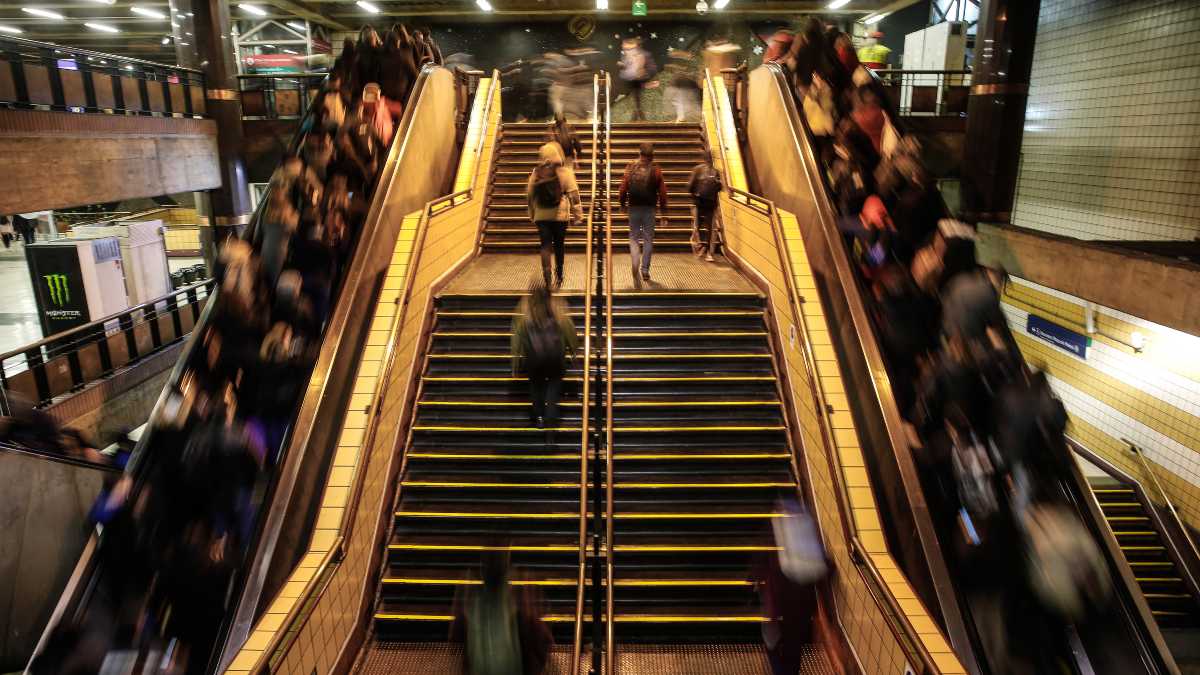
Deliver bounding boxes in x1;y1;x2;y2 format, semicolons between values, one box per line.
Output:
358;642;587;675
616;643;772;675
443;253;758;294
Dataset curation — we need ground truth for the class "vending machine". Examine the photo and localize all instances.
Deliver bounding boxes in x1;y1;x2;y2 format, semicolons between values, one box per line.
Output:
25;237;130;338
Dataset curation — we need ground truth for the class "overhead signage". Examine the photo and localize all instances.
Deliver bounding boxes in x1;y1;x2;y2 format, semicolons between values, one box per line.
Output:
632;0;648;16
242;53;305;74
1027;314;1089;359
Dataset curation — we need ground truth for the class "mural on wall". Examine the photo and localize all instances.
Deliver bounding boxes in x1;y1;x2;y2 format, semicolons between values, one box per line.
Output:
425;18;779;121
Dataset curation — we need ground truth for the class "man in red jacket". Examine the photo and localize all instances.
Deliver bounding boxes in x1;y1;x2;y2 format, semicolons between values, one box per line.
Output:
619;142;669;282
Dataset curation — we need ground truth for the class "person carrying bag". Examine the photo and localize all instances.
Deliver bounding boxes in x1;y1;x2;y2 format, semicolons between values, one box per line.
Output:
527;142;583;289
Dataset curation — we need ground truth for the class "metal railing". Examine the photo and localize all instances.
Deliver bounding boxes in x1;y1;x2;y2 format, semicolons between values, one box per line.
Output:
601;69;616;675
0;278;214;413
704;66;945;674
1124;440;1200;590
0;35;206;116
236;72;327;119
872;69;971;116
570;71;600;675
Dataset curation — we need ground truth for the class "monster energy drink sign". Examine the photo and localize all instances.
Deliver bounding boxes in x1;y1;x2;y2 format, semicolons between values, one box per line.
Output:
26;242;91;336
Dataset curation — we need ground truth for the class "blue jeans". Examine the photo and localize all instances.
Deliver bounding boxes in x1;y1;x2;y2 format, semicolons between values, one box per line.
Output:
628;206;656;273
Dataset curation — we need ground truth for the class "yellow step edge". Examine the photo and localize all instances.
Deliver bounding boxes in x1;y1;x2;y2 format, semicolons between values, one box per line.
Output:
382;578;576;586
401;481;581;489
408;452;582;460
413;426;582;432
417;400;777;408
613;545;779;552
614;425;786;432
614;512;785;519
613;615;770;623
616;453;791;460
396;511;577;518
375;613;575;622
614;376;775;382
1135;577;1183;583
388;543;576;552
422;376;584;382
615;482;795;489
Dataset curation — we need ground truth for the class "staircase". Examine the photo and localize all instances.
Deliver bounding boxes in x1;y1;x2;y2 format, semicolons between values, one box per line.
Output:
1089;476;1200;628
482;122;597;251
373;293;585;641
482;122;703;252
607;291;796;640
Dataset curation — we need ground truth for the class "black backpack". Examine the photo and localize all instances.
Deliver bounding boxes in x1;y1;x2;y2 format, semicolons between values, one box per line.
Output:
532;163;563;209
627;161;657;203
693;165;721;205
525;314;564;374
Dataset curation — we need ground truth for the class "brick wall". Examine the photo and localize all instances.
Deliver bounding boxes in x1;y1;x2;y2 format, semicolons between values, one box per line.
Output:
1012;0;1200;241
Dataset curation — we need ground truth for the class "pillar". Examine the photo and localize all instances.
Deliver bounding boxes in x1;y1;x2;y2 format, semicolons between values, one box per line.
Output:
960;0;1041;224
175;0;253;253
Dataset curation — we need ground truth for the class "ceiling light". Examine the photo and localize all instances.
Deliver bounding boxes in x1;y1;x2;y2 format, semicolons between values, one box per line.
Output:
123;64;134;70
85;22;120;33
287;21;306;31
161;36;170;43
85;0;116;4
22;7;66;20
237;3;267;16
596;0;607;8
282;48;298;54
131;6;167;19
476;0;493;10
863;11;890;23
263;43;275;48
356;0;380;12
713;0;729;8
0;25;24;34
826;0;850;8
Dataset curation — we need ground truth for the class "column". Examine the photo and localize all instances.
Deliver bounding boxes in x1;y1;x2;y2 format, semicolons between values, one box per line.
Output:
960;0;1041;224
176;0;253;254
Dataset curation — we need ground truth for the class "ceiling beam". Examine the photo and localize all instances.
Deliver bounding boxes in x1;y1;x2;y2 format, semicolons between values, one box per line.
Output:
260;0;351;31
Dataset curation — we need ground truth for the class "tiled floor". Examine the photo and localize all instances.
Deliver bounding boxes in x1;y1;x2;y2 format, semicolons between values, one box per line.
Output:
442;252;758;294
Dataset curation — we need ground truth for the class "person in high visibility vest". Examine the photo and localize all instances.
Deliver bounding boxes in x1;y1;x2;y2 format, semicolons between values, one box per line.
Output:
857;31;891;70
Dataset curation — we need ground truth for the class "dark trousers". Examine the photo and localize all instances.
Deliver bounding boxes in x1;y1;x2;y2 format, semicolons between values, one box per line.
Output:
1;233;11;249
535;220;568;283
529;370;563;425
694;203;717;252
20;229;34;245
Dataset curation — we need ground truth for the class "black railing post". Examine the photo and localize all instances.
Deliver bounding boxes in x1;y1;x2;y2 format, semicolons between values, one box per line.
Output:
25;347;49;404
120;312;138;360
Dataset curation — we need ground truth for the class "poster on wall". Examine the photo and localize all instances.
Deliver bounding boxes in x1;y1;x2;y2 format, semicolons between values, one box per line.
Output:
26;243;91;337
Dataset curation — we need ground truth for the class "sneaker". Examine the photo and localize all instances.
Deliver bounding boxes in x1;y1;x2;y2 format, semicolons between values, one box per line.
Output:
705;252;715;263
641;270;651;282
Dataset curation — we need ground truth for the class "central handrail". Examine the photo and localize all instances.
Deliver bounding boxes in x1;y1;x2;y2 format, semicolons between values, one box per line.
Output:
703;67;944;674
600;70;619;672
571;72;600;675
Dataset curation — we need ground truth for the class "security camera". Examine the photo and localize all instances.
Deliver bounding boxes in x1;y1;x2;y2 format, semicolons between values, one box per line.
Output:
696;0;708;13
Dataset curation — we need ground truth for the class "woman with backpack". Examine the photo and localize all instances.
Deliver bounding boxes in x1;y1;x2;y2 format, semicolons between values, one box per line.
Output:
686;149;723;262
552;113;582;170
526;142;583;289
512;284;578;431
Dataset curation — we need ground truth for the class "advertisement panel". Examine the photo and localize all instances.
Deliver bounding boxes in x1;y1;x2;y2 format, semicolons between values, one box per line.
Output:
25;243;91;337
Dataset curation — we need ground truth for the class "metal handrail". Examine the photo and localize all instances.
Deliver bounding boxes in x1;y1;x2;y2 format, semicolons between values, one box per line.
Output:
1124;439;1200;585
601;70;616;675
570;72;600;675
704;68;941;674
0;34;205;74
0;440;123;473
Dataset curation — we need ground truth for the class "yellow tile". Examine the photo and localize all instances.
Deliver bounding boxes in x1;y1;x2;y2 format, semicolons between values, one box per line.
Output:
869;552;898;570
853;507;881;532
921;632;952;654
839;445;865;468
333;445;359;467
860;530;887;553
316;506;342;530
339;427;364;447
228;649;264;671
258;612;286;632
352;376;378;396
932;652;967;673
323;486;350;508
908;614;939;635
342;411;368;430
829;410;855;430
328;466;355;488
833;428;860;448
311;529;337;552
847;487;875;511
298;552;324;568
843;466;869;487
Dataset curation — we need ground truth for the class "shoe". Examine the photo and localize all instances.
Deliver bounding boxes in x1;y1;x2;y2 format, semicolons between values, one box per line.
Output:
705;253;715;263
535;416;545;429
694;246;705;258
555;270;564;289
641;270;651;282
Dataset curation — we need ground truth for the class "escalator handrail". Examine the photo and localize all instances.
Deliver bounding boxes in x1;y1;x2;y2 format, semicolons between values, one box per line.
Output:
702;68;942;674
759;62;984;671
234;67;498;675
570;72;601;675
1069;437;1200;608
601;71;617;675
0;439;123;473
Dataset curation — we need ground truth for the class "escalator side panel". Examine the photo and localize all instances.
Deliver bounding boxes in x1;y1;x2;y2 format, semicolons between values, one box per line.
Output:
225;75;502;675
742;65;963;649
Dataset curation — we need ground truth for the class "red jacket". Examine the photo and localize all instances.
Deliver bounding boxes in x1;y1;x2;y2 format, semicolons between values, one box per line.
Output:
619;160;669;210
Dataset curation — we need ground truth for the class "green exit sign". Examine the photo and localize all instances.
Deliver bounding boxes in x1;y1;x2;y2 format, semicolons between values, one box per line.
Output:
632;0;647;15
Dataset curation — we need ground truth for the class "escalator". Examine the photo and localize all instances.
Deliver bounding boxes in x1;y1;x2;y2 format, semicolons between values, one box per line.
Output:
742;61;1182;673
30;63;463;674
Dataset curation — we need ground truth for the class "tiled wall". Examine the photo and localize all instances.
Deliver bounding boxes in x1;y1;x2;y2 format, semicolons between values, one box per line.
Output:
707;82;965;675
1002;276;1200;532
1012;0;1200;241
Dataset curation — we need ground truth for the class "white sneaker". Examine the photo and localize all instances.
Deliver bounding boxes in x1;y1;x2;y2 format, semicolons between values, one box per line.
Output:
705;253;715;263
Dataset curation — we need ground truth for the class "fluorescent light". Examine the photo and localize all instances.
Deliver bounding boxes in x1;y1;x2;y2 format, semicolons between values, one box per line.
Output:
826;0;850;8
237;3;267;16
161;36;170;43
85;0;116;4
131;6;167;18
596;0;607;8
123;64;134;70
287;21;306;31
282;48;298;54
22;7;66;20
356;0;380;12
863;11;890;23
0;25;24;33
476;0;493;10
85;22;120;33
713;0;729;8
263;43;275;48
